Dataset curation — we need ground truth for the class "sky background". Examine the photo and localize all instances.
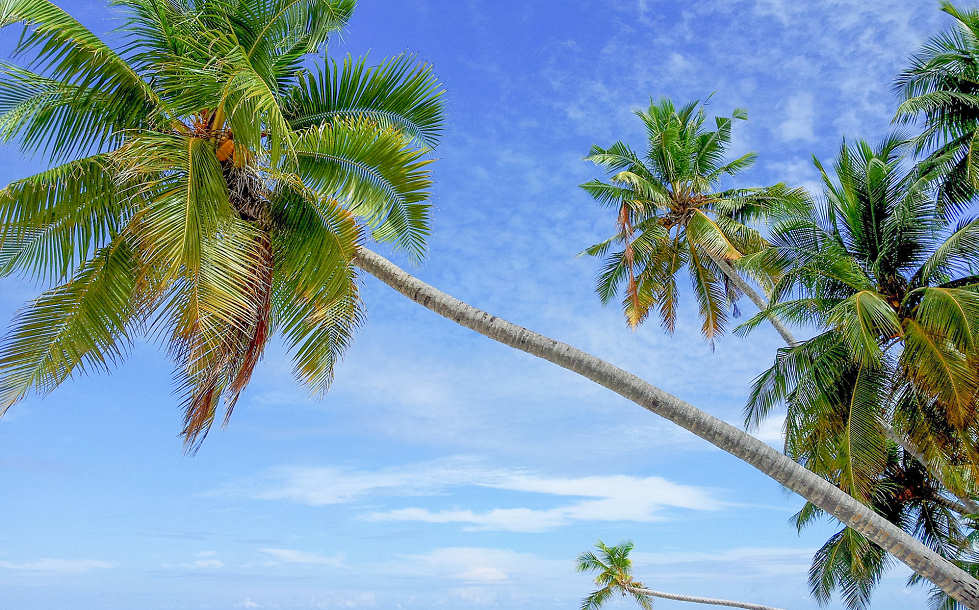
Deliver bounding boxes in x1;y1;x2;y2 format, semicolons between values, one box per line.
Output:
0;1;960;609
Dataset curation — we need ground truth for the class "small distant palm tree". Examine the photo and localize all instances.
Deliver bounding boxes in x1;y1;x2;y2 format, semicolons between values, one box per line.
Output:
578;541;653;610
581;97;804;343
576;541;783;610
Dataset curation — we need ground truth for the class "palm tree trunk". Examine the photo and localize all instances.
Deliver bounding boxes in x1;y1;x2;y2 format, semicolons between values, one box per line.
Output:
711;254;979;516
707;254;796;346
631;586;783;610
353;246;979;609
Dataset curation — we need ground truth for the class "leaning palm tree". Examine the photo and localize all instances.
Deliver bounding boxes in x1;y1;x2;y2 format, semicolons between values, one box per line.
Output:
2;0;979;604
576;541;783;610
895;2;979;210
581;97;804;344
740;136;979;607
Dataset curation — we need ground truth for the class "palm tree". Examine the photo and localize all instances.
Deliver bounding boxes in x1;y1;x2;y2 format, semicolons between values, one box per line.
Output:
895;2;979;210
740;136;979;607
2;0;979;604
580;97;804;344
0;0;444;448
576;541;783;610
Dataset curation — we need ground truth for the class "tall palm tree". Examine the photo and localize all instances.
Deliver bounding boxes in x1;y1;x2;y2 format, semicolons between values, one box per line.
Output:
0;0;444;448
740;136;979;607
895;2;979;210
581;97;804;344
744;135;979;502
2;1;979;604
576;541;783;610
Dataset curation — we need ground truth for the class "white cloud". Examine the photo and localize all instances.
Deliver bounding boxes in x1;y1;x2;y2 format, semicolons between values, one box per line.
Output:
233;458;724;532
163;555;225;570
632;545;815;579
0;558;115;573
750;413;786;445
259;548;344;566
235;599;261;609
387;547;567;585
368;471;722;532
778;93;816;142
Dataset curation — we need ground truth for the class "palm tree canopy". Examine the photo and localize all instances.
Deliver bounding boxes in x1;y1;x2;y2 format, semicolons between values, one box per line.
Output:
580;97;806;339
793;444;973;610
0;0;444;448
741;136;979;608
895;2;979;211
743;135;979;496
577;540;652;610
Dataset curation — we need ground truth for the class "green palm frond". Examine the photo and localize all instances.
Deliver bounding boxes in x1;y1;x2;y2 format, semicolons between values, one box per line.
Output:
0;0;443;445
902;318;978;428
295;118;433;259
0;63;148;159
809;527;890;610
0;242;138;413
688;242;728;340
0;154;125;281
241;0;354;63
285;54;444;147
0;0;162;109
828;291;903;366
896;3;979;209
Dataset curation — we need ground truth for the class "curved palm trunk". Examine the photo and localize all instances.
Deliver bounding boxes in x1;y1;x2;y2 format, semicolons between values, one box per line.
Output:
712;255;979;516
353;246;979;609
631;586;782;610
708;254;796;346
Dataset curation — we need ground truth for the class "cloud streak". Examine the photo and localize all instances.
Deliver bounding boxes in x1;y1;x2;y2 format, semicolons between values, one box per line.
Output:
227;457;725;532
0;558;115;573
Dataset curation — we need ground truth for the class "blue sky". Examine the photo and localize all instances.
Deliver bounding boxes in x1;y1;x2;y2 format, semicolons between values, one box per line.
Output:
0;1;957;609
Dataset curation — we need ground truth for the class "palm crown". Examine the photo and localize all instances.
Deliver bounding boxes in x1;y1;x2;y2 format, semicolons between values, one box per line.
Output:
895;2;979;209
743;135;979;505
0;0;443;448
581;97;805;340
576;540;652;610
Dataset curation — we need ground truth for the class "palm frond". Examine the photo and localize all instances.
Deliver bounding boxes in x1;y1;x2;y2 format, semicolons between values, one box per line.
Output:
285;54;444;147
295;118;433;259
0;242;138;412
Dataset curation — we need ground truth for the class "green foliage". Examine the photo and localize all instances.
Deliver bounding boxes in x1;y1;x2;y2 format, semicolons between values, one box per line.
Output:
896;2;979;211
580;97;807;340
0;0;444;448
576;541;652;610
743;136;979;608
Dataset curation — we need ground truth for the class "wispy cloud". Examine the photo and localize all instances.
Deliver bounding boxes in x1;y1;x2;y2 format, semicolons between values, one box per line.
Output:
0;558;115;573
632;545;814;580
778;93;817;142
259;548;344;566
226;457;724;532
384;547;567;585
